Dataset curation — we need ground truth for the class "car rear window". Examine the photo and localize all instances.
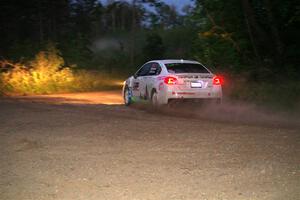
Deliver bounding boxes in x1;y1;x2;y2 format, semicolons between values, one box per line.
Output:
165;63;210;74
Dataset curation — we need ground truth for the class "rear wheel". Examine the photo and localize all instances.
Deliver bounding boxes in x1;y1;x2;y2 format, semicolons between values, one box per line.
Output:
124;87;131;106
151;90;158;106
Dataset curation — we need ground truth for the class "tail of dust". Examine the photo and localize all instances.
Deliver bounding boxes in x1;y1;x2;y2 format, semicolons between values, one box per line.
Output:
134;100;300;129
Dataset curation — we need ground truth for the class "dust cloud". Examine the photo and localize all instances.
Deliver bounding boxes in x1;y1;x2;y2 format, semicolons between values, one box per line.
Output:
92;37;124;52
134;100;300;129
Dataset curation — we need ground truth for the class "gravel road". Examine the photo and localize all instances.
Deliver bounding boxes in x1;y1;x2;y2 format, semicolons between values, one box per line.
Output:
0;91;299;200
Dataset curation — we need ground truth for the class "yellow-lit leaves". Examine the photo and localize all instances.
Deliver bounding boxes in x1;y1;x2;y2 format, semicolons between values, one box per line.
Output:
200;27;233;40
1;47;74;94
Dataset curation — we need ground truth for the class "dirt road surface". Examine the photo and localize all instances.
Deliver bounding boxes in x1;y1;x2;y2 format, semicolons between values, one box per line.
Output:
0;91;299;200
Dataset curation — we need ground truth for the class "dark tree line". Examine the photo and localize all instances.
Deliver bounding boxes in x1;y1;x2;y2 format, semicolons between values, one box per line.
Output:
0;0;299;78
191;0;299;79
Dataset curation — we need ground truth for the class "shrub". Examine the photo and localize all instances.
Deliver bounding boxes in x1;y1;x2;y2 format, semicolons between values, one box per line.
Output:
70;70;122;92
0;74;4;96
1;46;75;94
0;45;122;95
227;75;300;111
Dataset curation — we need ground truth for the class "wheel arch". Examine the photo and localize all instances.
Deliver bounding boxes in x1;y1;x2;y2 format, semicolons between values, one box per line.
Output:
151;88;157;98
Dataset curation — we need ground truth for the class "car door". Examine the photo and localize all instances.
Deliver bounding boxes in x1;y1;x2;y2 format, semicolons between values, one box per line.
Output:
132;63;151;99
143;62;162;99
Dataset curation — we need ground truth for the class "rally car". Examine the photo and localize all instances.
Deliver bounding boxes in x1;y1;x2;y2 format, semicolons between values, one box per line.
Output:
122;59;223;106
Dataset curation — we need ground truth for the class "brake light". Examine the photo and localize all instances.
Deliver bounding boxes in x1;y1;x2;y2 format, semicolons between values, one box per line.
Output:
164;76;177;85
213;76;223;85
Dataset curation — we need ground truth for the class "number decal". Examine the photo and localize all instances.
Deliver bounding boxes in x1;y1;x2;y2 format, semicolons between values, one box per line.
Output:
133;82;139;91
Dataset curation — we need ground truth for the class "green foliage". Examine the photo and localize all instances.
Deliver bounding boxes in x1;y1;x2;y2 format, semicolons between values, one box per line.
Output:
142;33;165;60
228;78;300;110
193;34;241;72
60;35;93;69
7;40;40;61
161;27;197;59
1;46;74;94
0;44;122;95
189;0;245;72
94;49;132;75
0;75;4;96
70;70;122;92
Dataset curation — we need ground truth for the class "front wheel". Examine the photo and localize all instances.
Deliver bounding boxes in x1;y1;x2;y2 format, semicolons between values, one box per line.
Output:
124;87;132;106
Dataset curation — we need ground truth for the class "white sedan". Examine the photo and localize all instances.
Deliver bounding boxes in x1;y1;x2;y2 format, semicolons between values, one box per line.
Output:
122;60;223;106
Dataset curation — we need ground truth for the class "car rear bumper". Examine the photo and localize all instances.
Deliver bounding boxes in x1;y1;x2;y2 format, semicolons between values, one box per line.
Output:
158;85;222;104
168;98;222;104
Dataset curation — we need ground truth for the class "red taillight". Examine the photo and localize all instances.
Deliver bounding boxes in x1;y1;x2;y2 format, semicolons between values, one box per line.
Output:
164;76;177;85
213;76;223;85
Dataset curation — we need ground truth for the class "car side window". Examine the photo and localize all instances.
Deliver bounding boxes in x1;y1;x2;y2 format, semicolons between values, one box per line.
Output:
136;63;151;77
147;63;161;76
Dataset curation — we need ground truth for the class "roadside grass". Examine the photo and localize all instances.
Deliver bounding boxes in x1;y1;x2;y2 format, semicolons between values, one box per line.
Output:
0;68;122;95
227;79;300;112
69;70;123;92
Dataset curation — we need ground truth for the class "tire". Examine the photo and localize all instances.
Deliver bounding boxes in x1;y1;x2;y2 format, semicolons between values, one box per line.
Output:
151;90;158;106
124;87;132;106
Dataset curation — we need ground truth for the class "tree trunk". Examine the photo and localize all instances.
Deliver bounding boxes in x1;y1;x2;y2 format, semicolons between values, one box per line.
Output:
112;10;116;32
130;0;137;65
38;1;44;44
263;0;284;62
241;0;268;43
241;2;262;64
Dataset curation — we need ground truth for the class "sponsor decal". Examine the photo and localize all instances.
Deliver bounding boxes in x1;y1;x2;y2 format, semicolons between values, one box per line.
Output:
133;82;139;91
158;82;164;90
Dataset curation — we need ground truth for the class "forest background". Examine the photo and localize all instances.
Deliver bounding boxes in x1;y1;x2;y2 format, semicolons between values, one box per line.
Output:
0;0;299;109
